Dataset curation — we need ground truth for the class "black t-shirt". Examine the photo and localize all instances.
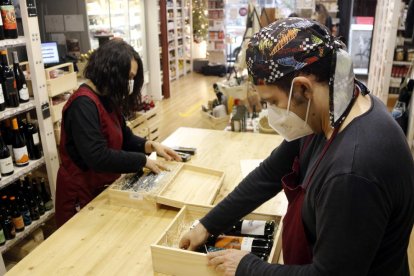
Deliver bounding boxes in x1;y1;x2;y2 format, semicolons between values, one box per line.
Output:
63;87;147;173
201;95;414;276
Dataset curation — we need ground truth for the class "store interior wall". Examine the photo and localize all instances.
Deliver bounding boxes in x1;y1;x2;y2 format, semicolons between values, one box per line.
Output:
35;0;90;56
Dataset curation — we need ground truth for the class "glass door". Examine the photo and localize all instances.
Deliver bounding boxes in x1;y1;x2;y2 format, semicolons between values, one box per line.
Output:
86;0;111;49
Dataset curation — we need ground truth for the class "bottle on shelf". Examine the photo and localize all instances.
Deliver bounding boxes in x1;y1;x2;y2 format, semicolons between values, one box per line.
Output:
11;117;29;167
40;178;53;211
0;130;13;177
0;0;18;39
22;176;39;221
0;223;5;246
224;219;276;239
12;51;29;103
0;11;4;41
0;62;5;110
1;50;19;107
0;195;15;240
15;181;31;226
31;178;45;215
3;119;13;161
25;113;42;160
9;195;24;232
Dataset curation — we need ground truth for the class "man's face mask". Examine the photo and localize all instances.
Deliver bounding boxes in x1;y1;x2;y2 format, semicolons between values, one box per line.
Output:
267;79;313;142
128;79;134;95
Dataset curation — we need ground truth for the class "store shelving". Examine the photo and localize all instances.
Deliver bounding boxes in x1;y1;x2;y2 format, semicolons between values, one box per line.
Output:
0;99;35;121
0;158;46;190
160;0;192;84
0;209;54;254
0;1;61;273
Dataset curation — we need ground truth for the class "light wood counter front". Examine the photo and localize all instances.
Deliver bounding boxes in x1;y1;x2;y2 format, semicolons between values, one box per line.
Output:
7;128;285;275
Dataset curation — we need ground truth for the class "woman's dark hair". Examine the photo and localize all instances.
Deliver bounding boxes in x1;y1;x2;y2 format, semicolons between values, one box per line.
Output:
84;39;144;117
270;51;333;93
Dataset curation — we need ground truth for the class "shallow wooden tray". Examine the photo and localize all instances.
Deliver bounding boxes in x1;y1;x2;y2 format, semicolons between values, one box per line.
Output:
107;162;225;211
151;204;282;276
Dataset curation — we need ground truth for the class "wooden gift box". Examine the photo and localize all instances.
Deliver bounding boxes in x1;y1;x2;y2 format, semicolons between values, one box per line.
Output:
45;62;77;97
107;162;225;211
151;204;283;276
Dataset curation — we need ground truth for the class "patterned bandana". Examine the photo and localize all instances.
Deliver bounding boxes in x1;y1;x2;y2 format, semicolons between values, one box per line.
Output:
246;17;369;128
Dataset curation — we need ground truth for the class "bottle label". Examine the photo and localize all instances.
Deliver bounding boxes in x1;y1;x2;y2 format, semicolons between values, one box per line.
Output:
240;237;254;252
5;77;17;96
21;210;32;225
215;236;244;250
241;220;266;236
0;229;5;244
32;132;40;145
13;146;29;165
0;6;17;31
12;216;24;229
0;86;4;104
19;86;29;101
0;156;13;174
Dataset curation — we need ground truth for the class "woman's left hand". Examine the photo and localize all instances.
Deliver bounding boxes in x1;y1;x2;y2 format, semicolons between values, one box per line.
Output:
146;141;182;161
207;249;249;276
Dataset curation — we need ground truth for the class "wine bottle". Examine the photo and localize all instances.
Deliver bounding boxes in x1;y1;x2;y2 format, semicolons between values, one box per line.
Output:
16;186;31;226
1;51;19;107
9;195;24;232
0;81;5;111
0;195;15;239
22;177;39;221
0;223;5;246
40;178;53;211
206;235;273;255
224;220;276;239
0;0;18;39
0;130;12;176
12;51;29;103
25;114;41;160
3;119;13;161
0;11;4;40
32;179;45;215
11;118;29;166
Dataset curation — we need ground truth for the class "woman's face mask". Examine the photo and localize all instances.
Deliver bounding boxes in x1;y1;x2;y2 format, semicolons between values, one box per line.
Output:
267;79;313;142
128;79;134;95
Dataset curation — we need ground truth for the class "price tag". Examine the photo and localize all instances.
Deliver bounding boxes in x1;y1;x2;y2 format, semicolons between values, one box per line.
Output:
129;193;143;201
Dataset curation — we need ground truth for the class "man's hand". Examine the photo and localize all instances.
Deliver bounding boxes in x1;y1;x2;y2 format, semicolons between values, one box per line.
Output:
179;223;210;251
145;141;182;162
207;249;249;276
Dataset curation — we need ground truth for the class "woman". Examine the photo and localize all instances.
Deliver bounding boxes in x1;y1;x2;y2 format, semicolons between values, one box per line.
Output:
315;3;333;33
180;18;414;275
55;39;180;227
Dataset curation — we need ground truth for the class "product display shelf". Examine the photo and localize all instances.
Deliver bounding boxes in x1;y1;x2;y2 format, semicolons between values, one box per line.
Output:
0;158;45;190
207;0;226;64
0;1;60;273
0;37;26;49
0;209;54;254
0;99;35;121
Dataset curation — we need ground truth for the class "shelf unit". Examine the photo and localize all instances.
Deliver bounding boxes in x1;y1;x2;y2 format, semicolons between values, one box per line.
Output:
0;1;60;273
207;0;226;64
161;0;192;83
369;0;414;160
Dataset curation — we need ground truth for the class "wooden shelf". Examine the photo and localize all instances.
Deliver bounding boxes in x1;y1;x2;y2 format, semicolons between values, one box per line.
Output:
0;209;54;254
0;158;45;189
393;61;413;66
0;36;26;49
0;99;36;121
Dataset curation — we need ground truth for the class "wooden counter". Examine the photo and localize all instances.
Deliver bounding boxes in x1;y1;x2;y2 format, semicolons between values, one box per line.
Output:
7;128;285;275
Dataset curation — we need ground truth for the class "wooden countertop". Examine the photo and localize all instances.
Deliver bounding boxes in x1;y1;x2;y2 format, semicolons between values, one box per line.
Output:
7;127;286;275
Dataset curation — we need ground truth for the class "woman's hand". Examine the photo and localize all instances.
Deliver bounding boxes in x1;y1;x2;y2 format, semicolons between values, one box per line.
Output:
145;156;168;174
207;249;249;276
145;141;182;162
179;223;210;251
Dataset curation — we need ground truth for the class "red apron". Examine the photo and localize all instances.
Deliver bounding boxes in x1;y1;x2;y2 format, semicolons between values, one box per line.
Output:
55;86;123;227
281;128;339;265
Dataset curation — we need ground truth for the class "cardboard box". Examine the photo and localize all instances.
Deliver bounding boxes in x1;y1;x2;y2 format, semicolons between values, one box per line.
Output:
151;204;283;276
108;162;225;211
